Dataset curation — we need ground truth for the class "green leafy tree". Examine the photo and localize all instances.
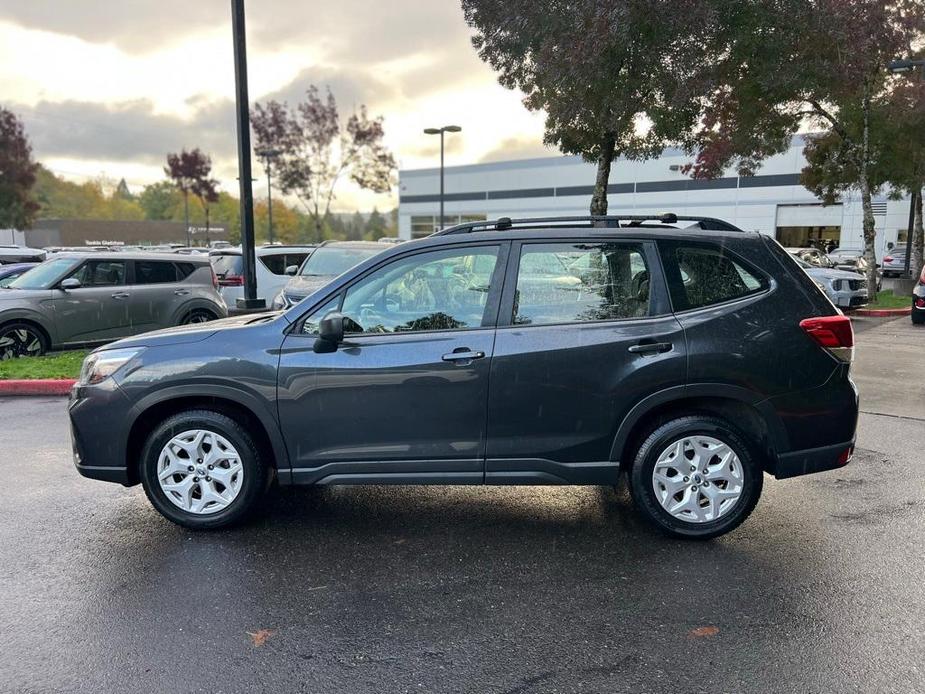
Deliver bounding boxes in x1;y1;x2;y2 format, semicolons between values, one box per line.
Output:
138;181;183;220
462;0;721;215
688;0;925;293
0;107;39;229
366;207;387;240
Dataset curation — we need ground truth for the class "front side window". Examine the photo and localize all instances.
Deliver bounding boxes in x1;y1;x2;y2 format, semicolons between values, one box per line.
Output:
134;261;177;284
662;243;767;311
338;246;500;334
69;260;126;287
513;243;650;325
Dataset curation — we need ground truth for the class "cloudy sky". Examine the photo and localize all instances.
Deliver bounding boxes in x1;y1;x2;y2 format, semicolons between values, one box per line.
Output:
0;1;553;211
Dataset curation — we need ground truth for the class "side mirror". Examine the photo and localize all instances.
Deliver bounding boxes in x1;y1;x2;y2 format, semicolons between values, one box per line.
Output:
313;311;345;353
285;265;298;276
60;278;81;290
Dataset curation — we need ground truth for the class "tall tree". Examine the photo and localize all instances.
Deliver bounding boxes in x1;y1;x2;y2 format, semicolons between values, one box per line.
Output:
688;0;925;294
462;0;720;215
0;107;39;230
165;148;215;240
366;207;387;240
251;86;396;241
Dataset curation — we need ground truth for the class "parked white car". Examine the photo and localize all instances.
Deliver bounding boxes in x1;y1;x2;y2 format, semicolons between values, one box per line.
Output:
210;245;317;308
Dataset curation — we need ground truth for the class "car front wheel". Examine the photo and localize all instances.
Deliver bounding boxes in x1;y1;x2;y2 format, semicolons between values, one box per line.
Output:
0;322;47;359
629;415;763;540
140;410;269;529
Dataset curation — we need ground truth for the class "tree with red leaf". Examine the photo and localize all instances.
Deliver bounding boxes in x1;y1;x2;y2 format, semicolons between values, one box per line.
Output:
688;0;925;294
0;107;39;231
165;148;218;245
252;86;396;241
462;0;722;215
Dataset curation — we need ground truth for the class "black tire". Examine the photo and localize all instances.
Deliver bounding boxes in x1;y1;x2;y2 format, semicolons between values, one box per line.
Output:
140;409;270;530
628;415;763;540
0;321;48;359
181;309;217;325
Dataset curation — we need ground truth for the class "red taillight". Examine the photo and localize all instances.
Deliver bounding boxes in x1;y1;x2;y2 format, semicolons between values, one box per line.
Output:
218;274;244;287
916;297;925;308
800;315;854;362
883;255;893;263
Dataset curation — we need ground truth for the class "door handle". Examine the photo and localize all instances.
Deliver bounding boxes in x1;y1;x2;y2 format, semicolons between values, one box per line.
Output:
628;341;672;355
174;289;191;296
442;349;486;363
111;292;130;300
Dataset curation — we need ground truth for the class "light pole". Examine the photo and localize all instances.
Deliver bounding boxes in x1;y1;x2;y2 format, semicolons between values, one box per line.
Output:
424;125;462;231
257;148;281;244
888;57;925;276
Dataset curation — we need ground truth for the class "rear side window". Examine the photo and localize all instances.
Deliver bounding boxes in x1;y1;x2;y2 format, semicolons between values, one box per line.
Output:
176;262;196;280
134;261;178;284
259;253;288;275
513;242;650;325
660;242;767;311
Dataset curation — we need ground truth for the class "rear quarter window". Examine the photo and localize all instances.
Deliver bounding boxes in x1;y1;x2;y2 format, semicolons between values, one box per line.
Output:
659;241;768;311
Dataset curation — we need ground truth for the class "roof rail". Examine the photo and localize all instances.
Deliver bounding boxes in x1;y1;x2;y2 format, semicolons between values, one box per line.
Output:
431;214;742;236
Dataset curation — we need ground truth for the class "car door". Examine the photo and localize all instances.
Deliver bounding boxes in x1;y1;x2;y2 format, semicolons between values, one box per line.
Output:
128;259;185;331
52;258;131;344
277;242;509;484
485;238;687;484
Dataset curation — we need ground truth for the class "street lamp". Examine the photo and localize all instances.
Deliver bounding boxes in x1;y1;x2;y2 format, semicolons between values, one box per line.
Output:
424;125;462;231
256;148;281;244
888;57;925;275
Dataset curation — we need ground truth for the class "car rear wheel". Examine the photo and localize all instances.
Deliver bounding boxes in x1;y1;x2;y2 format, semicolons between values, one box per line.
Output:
629;415;763;540
0;322;47;359
181;309;217;325
139;410;269;529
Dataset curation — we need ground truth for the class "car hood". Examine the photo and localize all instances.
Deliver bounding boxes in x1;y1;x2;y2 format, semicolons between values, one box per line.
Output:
97;311;289;351
0;288;51;301
283;274;335;297
805;267;866;282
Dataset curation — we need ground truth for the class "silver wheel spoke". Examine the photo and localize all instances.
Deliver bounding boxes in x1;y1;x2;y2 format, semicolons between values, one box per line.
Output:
157;429;244;516
651;434;744;524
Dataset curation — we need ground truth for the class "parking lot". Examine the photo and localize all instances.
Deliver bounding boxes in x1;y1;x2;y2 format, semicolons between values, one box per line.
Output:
0;316;923;693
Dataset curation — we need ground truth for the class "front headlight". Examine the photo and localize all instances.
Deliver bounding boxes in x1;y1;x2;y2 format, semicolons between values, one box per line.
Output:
79;348;144;385
271;290;288;310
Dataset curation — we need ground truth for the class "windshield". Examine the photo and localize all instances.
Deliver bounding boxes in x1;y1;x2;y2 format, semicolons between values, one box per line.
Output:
299;246;380;277
795;258;813;269
833;249;862;257
7;258;80;290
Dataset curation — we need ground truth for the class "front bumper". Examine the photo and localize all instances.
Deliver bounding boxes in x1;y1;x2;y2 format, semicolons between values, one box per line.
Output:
69;381;134;486
830;288;868;308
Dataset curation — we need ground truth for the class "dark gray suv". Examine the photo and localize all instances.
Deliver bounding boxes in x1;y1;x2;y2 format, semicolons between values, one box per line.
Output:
70;215;858;539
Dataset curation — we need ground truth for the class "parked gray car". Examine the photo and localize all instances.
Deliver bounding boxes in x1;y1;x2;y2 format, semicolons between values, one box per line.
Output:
794;257;868;308
0;253;226;358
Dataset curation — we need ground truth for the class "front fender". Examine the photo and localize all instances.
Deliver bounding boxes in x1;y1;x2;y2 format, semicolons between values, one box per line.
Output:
0;307;57;345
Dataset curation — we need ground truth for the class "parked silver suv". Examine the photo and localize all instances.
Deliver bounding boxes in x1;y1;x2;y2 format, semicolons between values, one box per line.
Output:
0;253;226;358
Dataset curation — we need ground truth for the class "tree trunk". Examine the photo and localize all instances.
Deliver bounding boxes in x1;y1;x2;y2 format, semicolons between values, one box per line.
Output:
913;188;924;277
858;89;878;297
590;134;616;216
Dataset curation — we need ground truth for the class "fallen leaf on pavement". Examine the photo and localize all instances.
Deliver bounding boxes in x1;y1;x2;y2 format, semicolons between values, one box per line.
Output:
247;628;276;646
689;626;720;638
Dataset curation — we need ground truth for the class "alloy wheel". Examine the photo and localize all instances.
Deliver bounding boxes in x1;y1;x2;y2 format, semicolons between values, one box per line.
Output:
157;429;244;515
0;327;43;360
651;435;744;524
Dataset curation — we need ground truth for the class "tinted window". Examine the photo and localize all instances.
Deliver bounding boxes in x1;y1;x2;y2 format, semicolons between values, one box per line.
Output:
69;260;126;287
210;253;242;278
259;253;288;275
340;247;500;334
135;261;177;284
176;262;196;279
513;243;649;325
662;243;767;311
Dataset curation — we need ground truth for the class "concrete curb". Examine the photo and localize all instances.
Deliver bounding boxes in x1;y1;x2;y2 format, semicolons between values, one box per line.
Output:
0;379;76;396
851;307;912;318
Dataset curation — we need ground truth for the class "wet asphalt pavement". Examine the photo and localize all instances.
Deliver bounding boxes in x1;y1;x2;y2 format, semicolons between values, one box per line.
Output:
1;317;924;693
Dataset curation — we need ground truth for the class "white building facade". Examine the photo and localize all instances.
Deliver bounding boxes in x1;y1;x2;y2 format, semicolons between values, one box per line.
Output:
398;136;912;258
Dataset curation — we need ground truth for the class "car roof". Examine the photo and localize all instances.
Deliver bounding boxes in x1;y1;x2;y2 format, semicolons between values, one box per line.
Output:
51;252;210;263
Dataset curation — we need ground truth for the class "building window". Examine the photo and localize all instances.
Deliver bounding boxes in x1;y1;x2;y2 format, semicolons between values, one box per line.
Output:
410;214;488;238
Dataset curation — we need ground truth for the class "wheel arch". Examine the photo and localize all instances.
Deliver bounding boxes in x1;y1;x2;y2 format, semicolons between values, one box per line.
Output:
124;389;290;486
173;298;225;326
610;385;789;476
0;314;54;351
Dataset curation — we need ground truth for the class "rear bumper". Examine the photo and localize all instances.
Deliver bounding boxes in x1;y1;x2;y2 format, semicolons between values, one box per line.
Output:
774;440;854;479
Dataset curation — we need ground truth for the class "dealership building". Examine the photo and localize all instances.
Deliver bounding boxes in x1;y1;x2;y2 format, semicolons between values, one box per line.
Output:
398;135;912;257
